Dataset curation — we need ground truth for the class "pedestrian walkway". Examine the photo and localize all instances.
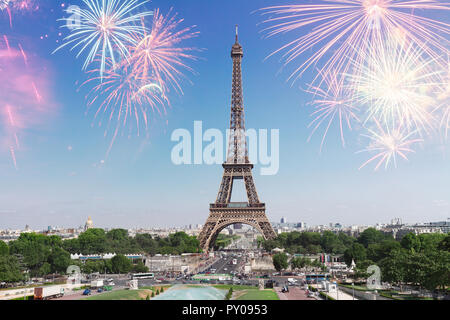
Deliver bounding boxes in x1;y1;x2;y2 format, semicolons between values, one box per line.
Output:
326;289;357;300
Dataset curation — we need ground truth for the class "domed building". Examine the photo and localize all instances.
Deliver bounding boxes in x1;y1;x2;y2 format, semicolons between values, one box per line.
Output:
84;216;94;231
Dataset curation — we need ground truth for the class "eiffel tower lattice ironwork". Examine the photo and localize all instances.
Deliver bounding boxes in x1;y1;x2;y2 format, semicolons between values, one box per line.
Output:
198;27;277;251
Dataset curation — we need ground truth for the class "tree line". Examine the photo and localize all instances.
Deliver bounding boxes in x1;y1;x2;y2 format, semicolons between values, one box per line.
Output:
261;229;450;291
0;229;201;283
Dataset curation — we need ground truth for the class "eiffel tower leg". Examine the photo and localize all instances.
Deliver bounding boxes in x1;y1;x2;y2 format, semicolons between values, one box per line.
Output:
243;173;260;205
216;175;232;204
198;209;277;252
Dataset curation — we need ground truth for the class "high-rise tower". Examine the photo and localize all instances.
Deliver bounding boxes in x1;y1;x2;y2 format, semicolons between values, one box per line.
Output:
197;27;277;251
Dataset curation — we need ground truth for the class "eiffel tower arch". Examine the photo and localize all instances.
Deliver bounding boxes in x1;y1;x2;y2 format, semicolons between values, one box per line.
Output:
198;27;277;251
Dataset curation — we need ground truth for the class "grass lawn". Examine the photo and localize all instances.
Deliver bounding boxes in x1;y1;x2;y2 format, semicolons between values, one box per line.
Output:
236;289;279;301
83;289;154;300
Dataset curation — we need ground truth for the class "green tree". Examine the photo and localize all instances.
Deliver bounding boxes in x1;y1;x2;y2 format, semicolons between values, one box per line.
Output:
344;243;367;266
367;239;401;262
357;228;389;248
39;262;51;276
111;254;132;274
62;238;81;254
0;255;24;283
400;233;421;252
8;233;52;276
0;240;9;256
77;229;108;254
418;233;447;252
272;253;289;272
290;257;308;271
379;249;409;285
320;231;341;253
438;234;450;251
48;247;71;274
133;261;149;273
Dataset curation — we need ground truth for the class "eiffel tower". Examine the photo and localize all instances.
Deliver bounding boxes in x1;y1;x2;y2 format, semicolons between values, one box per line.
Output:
198;27;277;251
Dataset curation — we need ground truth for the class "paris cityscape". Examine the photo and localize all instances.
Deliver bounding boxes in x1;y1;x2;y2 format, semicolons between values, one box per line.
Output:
0;0;449;308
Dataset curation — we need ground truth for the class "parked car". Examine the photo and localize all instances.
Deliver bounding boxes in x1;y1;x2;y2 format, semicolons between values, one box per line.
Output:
83;289;91;296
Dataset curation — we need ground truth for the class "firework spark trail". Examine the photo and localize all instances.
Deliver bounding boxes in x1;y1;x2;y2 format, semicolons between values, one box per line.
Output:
0;36;53;170
129;8;200;95
1;0;39;27
358;119;423;170
2;35;10;51
347;41;443;134
82;57;167;158
5;105;19;170
9;146;17;170
18;43;28;65
54;0;154;79
257;0;450;84
306;70;360;150
435;59;450;137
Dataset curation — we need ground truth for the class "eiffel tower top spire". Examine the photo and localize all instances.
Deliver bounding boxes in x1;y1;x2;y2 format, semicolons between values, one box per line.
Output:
227;26;248;164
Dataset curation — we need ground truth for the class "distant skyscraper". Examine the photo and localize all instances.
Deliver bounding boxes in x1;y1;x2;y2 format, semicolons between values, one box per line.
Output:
281;217;287;224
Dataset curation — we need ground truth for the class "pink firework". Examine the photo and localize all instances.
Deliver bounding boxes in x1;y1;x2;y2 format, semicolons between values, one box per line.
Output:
306;71;360;150
1;0;39;27
257;0;450;84
0;36;54;169
83;58;168;157
129;8;200;95
358;120;423;170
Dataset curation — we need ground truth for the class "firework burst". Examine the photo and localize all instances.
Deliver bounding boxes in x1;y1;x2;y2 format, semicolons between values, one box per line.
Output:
435;60;450;137
54;0;153;78
347;41;443;133
358;120;423;170
257;0;450;83
306;71;360;150
129;8;200;95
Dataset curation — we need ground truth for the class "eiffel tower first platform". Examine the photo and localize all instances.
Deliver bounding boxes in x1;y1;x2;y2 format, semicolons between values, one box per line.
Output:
197;27;277;251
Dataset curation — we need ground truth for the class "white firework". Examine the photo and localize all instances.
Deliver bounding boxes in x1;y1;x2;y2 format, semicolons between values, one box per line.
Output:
54;0;153;78
0;0;11;10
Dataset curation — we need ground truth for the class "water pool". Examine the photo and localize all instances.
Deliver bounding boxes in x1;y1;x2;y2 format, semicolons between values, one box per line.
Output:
152;285;227;300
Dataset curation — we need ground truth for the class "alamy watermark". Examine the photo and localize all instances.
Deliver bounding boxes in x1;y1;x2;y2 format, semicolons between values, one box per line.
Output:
171;121;280;176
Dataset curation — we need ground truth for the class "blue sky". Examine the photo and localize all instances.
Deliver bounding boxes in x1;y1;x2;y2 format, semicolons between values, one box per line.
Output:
0;0;449;230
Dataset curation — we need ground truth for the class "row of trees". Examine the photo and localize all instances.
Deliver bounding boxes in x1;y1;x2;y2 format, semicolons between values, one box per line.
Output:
62;229;201;255
0;230;201;282
263;229;450;291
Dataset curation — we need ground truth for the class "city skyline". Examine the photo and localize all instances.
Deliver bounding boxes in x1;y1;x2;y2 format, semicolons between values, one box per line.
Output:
1;0;449;230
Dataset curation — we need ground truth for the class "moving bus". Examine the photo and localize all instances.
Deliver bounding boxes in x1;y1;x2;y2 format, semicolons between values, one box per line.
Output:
132;273;155;280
